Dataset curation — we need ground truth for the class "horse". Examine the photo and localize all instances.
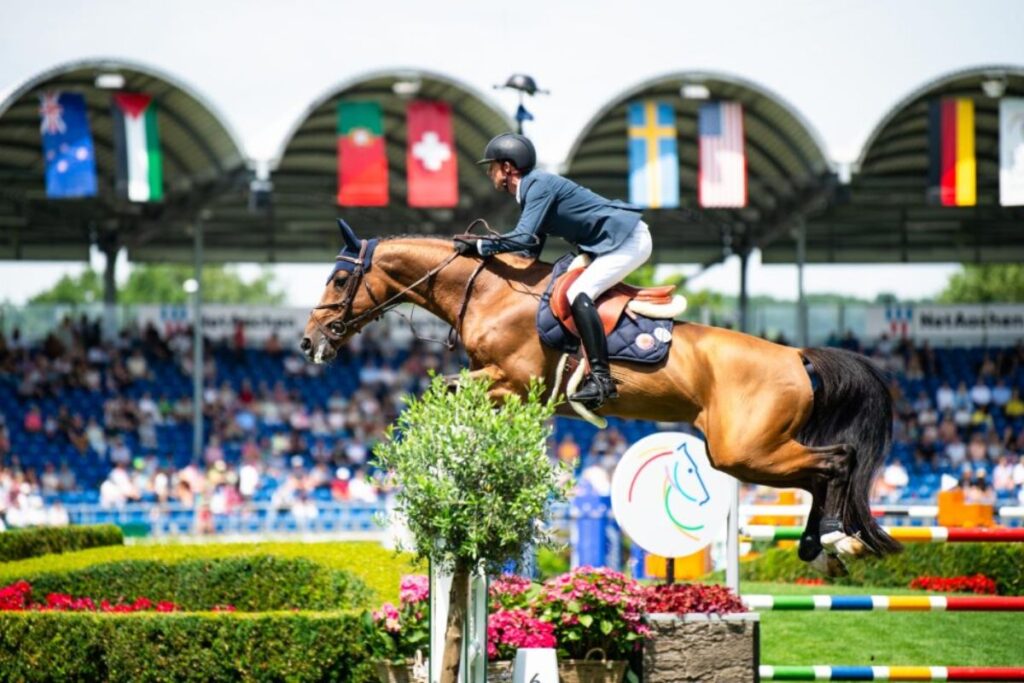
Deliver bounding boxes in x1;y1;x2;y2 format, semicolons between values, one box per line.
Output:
301;222;902;573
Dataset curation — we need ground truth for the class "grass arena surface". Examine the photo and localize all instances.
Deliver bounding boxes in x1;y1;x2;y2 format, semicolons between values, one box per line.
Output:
748;581;1024;667
1;543;1020;668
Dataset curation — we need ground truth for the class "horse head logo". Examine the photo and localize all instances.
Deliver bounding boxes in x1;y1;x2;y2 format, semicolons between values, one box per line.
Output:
670;442;711;507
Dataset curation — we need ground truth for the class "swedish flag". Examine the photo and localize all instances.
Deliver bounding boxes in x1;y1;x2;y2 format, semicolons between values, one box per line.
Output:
628;101;679;208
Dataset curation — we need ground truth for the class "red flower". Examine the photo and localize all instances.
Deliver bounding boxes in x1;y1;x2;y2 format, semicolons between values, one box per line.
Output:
643;583;746;615
909;574;997;595
0;581;183;613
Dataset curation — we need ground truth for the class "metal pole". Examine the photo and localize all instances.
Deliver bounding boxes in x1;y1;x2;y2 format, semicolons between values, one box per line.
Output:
102;243;118;341
726;478;740;593
738;250;750;333
191;220;204;462
516;92;524;135
796;219;808;347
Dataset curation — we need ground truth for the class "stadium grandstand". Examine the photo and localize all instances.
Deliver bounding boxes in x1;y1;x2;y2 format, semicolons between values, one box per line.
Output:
1;59;1024;543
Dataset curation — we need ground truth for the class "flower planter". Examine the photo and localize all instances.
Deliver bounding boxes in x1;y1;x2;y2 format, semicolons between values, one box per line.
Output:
487;660;514;683
374;661;411;683
558;649;628;683
374;654;427;683
642;612;760;683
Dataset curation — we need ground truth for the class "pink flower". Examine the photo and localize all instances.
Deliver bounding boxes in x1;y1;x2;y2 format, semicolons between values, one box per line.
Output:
488;609;556;660
374;602;403;633
400;575;430;605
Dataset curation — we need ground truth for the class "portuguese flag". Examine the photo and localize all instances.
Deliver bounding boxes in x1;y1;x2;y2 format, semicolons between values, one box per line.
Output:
928;97;976;207
112;93;163;202
337;101;388;206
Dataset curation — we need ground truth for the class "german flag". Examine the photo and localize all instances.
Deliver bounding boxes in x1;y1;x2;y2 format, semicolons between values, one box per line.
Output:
928;98;976;206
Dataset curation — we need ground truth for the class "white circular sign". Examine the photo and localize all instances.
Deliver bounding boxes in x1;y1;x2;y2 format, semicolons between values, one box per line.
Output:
611;432;733;557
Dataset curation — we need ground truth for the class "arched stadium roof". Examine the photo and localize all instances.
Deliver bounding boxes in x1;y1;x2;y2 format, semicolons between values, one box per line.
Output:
0;58;250;262
267;69;520;260
564;71;835;265
763;65;1024;264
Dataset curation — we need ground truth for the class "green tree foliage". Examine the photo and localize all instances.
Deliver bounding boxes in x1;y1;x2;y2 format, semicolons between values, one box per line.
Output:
374;372;570;682
28;270;103;304
938;264;1024;303
375;372;569;574
29;265;284;305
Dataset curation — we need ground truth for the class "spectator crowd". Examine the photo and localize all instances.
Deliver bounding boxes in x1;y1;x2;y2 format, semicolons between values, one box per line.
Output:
2;315;1024;533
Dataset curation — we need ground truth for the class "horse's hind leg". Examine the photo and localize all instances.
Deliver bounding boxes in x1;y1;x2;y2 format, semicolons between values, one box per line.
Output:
816;443;870;559
801;482;849;577
799;484;824;562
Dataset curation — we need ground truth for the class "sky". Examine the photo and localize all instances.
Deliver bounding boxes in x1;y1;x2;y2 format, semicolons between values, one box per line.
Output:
2;0;1022;306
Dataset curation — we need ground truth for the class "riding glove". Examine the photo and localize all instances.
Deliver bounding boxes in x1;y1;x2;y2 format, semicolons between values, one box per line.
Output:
453;238;478;256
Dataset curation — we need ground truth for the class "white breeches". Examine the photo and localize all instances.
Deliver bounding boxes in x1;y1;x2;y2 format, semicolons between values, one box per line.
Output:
567;220;652;303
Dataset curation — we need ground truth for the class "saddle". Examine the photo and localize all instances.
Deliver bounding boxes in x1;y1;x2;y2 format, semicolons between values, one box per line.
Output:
550;254;687;336
536;254;686;366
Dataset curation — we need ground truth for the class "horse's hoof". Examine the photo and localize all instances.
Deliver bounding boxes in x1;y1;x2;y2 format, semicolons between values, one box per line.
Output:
809;551;849;578
821;530;866;557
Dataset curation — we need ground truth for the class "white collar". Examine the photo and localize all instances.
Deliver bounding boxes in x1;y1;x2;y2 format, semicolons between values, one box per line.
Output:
515;178;521;205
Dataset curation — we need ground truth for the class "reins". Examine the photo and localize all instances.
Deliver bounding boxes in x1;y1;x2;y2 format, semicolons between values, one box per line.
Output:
310;222;543;351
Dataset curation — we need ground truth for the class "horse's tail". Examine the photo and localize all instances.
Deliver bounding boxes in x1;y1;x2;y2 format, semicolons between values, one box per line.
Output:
798;347;902;557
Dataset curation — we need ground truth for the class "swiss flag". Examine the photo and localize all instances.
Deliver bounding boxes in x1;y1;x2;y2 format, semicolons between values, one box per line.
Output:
406;100;458;208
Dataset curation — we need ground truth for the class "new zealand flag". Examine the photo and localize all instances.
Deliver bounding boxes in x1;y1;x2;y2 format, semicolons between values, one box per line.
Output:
39;91;97;198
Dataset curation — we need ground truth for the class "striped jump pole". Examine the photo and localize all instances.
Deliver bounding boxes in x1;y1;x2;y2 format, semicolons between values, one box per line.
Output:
759;665;1024;681
742;594;1024;612
742;525;1024;544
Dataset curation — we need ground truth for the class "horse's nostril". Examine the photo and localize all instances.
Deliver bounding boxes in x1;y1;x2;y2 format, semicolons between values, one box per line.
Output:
299;337;312;352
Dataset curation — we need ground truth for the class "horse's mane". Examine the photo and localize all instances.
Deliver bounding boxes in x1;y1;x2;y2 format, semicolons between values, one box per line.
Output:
380;234;554;272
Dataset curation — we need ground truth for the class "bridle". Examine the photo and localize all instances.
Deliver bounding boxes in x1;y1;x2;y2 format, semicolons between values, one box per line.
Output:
310;239;468;347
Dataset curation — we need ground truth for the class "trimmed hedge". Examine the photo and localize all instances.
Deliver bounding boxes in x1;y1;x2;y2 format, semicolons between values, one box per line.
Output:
20;555;372;611
0;611;378;682
0;525;123;563
742;541;1024;595
0;542;423;606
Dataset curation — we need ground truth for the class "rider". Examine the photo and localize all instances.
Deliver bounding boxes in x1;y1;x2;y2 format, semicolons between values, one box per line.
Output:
454;132;652;409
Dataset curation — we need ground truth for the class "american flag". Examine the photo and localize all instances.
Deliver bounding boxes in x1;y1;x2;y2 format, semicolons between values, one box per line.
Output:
38;91;66;135
698;101;747;208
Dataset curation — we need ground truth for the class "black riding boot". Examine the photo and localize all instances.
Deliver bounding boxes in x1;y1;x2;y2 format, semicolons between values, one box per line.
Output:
568;294;618;407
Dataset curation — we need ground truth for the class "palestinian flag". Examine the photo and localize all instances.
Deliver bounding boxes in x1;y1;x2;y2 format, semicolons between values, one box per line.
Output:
928;97;976;206
337;101;388;206
112;93;163;202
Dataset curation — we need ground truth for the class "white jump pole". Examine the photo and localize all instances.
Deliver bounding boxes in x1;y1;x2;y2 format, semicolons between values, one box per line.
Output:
429;564;487;683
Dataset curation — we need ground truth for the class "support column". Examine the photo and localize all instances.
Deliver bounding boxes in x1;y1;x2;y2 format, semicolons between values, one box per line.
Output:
191;220;204;462
737;249;750;334
796;219;808;347
101;240;119;342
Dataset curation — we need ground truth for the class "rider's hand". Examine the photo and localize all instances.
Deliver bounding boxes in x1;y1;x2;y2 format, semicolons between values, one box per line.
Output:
453;238;478;256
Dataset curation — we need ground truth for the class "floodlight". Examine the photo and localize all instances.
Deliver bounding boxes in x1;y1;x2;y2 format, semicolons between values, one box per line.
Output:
681;84;710;100
95;73;125;90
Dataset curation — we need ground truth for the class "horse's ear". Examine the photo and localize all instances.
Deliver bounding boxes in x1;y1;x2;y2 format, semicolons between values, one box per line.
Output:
337;219;360;251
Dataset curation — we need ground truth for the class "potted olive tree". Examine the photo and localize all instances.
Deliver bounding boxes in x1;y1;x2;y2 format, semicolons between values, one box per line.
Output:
375;372;569;683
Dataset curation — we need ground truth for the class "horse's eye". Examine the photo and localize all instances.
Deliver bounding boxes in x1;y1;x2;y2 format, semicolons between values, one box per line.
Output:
333;276;347;289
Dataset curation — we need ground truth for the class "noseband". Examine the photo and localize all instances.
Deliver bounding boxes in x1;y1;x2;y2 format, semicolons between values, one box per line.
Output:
311;239;462;344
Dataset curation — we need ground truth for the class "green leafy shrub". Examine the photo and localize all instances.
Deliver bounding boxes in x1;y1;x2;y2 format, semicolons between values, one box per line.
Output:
0;525;123;562
14;555;371;611
742;542;1024;595
0;541;422;606
375;372;570;681
0;611;377;682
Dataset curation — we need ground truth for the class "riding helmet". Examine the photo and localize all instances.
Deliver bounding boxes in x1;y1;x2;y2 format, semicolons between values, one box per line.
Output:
476;133;536;172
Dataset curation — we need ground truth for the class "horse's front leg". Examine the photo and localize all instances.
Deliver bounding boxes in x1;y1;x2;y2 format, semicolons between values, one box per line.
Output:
444;365;514;401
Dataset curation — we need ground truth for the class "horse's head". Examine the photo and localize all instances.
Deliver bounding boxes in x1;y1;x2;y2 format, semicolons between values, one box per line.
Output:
301;220;382;363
